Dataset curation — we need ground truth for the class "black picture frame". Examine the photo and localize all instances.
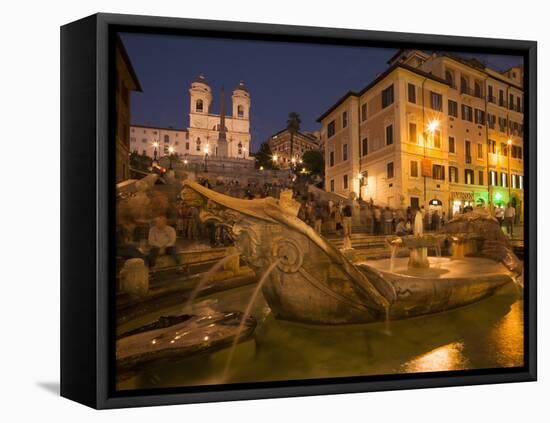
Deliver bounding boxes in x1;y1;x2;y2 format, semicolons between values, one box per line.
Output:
61;12;537;409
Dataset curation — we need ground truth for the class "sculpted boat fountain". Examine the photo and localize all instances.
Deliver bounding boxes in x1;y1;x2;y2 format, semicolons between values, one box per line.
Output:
180;181;521;325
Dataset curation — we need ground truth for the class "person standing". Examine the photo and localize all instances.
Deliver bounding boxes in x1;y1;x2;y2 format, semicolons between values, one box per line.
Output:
504;203;516;236
494;205;505;228
373;206;382;235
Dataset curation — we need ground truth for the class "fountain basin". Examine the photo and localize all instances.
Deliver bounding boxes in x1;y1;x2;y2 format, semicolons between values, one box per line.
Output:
357;257;514;321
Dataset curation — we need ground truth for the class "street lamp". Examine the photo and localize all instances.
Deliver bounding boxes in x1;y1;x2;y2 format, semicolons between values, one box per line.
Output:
168;146;175;170
152;141;159;163
506;138;512;202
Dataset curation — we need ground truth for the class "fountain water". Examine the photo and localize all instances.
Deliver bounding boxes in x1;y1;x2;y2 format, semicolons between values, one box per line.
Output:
222;259;280;381
182;253;240;314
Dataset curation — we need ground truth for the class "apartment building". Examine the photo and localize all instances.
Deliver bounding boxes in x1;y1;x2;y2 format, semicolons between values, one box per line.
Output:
318;50;524;220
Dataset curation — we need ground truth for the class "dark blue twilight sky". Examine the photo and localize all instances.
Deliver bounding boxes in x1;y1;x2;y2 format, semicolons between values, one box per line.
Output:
121;33;522;153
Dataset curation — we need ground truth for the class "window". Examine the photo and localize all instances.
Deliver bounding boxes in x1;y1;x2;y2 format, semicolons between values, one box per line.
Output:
474;81;483;98
330;179;335;192
490;170;497;186
448;100;458;117
408;83;416;103
501;172;508;187
329;151;334;167
460;75;469;94
361;138;368;156
501;142;508;157
449;166;459;183
387;162;394;179
519;175;524;189
410;160;418;177
432;164;445;180
475;109;485;125
465;169;474;185
488;85;494;102
327;120;336;138
445;69;454;87
511;174;518;189
237;105;244;118
449;136;456;153
498;117;507;132
185;142;189;150
408;122;417;144
516;96;521;112
343;174;348;190
487;114;496;129
465;140;472;163
196;99;203;112
433;130;441;148
196;138;201;151
343;144;348;161
382;84;394;108
342;111;348;128
488;139;496;154
385;124;394;145
509;93;514;110
461;105;473;122
142;138;147;143
164;134;170;143
478;171;484;186
499;89;505;107
361;103;367;121
477;143;483;159
430;91;442;111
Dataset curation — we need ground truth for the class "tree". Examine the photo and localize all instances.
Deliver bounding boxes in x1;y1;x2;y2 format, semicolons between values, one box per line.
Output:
255;142;278;170
301;149;324;179
286;112;301;159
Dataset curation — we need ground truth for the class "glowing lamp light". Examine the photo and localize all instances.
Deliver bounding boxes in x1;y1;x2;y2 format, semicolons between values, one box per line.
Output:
259;166;264;170
291;157;297;164
272;154;278;162
494;192;503;202
507;139;512;145
203;146;209;154
168;146;175;154
427;120;440;133
183;159;188;165
152;141;159;148
358;173;364;180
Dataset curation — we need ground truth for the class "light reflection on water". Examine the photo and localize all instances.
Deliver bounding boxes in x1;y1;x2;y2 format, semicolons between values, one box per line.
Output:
118;283;524;390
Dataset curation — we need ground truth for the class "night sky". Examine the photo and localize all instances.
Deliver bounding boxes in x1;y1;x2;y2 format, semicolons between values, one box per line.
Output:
121;32;522;153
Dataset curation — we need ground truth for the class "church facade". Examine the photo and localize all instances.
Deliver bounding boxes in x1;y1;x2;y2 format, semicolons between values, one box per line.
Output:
130;74;252;160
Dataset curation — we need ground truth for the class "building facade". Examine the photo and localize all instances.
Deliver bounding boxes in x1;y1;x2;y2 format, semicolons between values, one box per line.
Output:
116;37;142;182
130;75;252;161
267;128;321;168
318;50;524;220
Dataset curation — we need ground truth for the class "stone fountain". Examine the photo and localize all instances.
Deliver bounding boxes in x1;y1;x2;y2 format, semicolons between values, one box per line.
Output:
180;181;521;325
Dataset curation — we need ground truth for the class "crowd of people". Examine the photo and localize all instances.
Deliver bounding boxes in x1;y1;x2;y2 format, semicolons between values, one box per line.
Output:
117;177;521;269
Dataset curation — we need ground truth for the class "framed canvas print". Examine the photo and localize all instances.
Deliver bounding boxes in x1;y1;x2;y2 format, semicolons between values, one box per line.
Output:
60;13;537;409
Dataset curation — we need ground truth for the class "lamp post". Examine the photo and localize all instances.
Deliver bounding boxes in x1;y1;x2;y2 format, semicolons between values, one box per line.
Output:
203;145;209;173
507;138;512;201
152;141;159;164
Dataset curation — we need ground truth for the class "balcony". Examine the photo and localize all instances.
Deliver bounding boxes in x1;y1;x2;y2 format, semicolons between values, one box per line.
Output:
465;155;472;164
487;95;496;103
498;100;508;108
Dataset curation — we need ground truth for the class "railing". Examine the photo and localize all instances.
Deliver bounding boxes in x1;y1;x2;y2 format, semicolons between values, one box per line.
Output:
487;95;496;103
465;156;472;164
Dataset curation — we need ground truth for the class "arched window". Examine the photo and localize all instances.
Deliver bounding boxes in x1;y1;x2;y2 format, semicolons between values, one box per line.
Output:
445;70;454;87
237;105;244;118
196;137;201;151
196;99;203;112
